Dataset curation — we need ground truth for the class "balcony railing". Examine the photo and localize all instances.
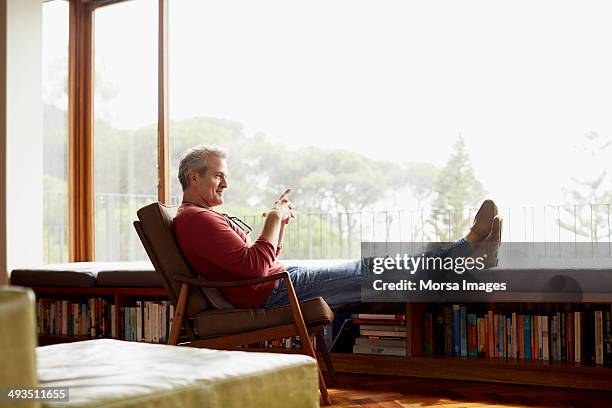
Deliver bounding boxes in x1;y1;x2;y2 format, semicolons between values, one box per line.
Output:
43;192;612;263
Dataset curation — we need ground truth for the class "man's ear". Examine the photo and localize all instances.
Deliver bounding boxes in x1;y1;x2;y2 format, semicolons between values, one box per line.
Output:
188;170;198;186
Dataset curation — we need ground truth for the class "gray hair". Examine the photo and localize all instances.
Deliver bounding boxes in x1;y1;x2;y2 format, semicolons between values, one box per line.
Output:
178;144;228;190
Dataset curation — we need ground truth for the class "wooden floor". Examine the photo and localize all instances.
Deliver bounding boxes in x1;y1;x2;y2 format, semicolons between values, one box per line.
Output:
326;374;612;407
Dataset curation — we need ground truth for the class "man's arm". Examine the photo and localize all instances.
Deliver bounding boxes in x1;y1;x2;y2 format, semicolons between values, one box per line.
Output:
259;210;283;251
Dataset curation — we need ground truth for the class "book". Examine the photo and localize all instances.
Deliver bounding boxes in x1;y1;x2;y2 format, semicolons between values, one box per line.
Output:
534;315;539;360
477;317;486;357
360;329;407;337
567;312;574;362
443;306;454;356
542;315;549;361
604;310;612;367
453;305;460;357
487;310;494;358
352;318;407;325
352;344;407;356
524;315;531;360
359;324;406;332
584;307;595;364
595;310;603;365
354;337;406;348
512;312;518;359
354;313;406;320
467;313;477;358
561;312;566;362
575;311;582;363
136;301;143;342
460;306;467;358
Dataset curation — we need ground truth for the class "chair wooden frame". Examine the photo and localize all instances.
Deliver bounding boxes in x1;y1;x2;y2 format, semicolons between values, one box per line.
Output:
134;220;335;405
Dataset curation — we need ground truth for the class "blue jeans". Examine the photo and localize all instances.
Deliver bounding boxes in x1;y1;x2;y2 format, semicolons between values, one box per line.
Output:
262;238;473;309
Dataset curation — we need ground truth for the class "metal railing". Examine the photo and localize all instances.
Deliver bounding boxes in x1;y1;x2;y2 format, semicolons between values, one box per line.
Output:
43;192;612;263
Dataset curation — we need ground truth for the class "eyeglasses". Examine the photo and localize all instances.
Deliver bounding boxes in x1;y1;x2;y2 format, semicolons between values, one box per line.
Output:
223;214;253;234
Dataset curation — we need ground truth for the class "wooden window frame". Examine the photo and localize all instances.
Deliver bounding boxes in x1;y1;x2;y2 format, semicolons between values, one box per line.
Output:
67;0;169;261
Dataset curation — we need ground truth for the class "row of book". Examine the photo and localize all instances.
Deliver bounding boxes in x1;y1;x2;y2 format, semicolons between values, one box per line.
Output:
37;298;112;338
424;305;612;365
351;313;407;356
36;298;175;344
122;300;175;343
261;336;303;349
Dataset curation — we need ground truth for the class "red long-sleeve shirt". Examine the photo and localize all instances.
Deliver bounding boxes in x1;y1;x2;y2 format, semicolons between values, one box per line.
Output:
172;203;283;308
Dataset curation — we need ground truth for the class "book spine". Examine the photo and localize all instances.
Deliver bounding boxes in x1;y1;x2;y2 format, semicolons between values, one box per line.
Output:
575;311;582;363
542;315;549;361
524;314;531;360
604;310;612;367
169;304;175;342
477;317;485;357
556;312;562;361
136;301;142;342
567;312;574;362
487;310;494;358
443;306;453;356
468;314;477;358
356;313;406;320
460;306;467;358
551;316;557;361
532;316;540;360
561;312;567;362
506;317;512;359
353;344;407;356
497;314;503;358
595;310;603;365
530;315;535;360
161;301;168;344
512;312;518;359
518;315;525;359
453;305;460;357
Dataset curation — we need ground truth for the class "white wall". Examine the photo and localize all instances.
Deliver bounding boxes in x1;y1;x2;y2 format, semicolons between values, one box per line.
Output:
0;0;43;285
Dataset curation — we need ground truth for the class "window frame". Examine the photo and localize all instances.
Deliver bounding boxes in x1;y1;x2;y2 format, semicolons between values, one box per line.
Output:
67;0;169;261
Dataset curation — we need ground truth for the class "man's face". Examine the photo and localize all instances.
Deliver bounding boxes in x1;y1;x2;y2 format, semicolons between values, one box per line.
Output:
192;155;228;207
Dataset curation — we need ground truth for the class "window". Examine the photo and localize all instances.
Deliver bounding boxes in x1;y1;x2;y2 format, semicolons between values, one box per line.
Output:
42;0;69;263
93;0;158;261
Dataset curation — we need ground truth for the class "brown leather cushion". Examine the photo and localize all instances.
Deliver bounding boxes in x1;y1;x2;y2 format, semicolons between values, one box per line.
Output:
10;263;98;287
193;297;333;338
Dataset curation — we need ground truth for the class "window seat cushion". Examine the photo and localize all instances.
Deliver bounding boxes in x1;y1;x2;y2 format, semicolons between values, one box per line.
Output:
10;262;161;288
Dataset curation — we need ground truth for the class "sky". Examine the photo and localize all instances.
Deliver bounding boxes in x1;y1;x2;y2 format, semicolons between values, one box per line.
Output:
44;0;612;210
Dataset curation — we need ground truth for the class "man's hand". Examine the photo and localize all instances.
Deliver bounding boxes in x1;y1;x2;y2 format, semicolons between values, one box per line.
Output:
263;188;296;224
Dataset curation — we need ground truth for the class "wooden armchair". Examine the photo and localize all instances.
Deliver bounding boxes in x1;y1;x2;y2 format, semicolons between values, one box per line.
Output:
134;202;335;405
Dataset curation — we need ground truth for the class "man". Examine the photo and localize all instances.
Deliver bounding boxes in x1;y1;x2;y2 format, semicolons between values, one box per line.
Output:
172;144;502;309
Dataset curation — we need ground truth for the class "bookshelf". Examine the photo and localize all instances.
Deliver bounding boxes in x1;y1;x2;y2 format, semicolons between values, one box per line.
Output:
330;301;612;390
31;286;612;390
33;286;170;346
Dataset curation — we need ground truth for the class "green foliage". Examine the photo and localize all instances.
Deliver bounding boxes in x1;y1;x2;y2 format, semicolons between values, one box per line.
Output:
428;135;486;241
44;104;461;260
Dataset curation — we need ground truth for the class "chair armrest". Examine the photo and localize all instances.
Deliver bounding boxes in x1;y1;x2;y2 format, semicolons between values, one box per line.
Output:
171;272;289;288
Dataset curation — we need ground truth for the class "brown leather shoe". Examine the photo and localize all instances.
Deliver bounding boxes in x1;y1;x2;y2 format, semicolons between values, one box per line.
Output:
472;215;502;268
470;199;498;240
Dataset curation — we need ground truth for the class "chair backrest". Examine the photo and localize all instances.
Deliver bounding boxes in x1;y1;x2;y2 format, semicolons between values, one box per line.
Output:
135;202;234;317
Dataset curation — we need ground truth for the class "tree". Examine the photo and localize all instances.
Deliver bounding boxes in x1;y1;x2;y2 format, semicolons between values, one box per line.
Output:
428;135;486;241
560;131;612;241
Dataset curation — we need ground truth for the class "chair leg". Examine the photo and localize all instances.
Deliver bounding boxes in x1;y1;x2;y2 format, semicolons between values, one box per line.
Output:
315;330;337;386
168;283;189;345
283;275;332;405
